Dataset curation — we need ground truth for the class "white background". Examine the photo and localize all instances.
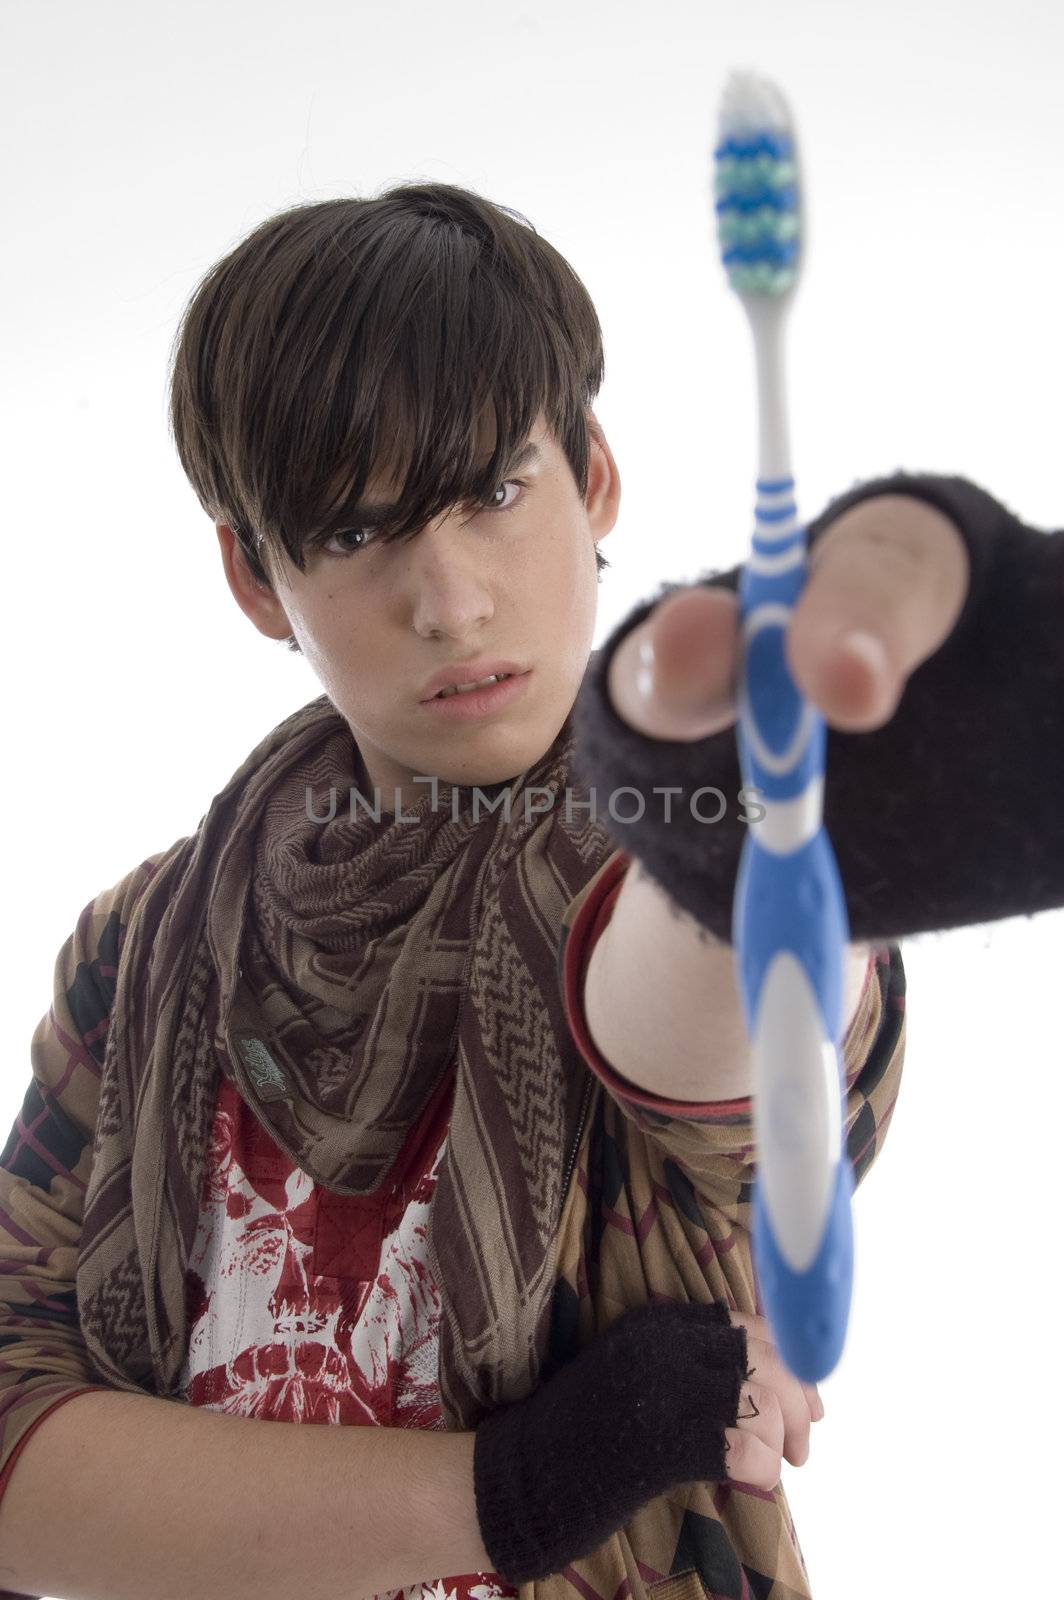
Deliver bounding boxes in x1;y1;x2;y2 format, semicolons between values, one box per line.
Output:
2;0;1061;1594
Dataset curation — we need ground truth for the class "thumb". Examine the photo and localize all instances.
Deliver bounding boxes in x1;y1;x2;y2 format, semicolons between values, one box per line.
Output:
607;585;740;741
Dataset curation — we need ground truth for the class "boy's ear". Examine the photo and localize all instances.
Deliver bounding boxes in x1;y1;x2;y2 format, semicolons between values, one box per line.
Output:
215;523;295;642
585;410;621;545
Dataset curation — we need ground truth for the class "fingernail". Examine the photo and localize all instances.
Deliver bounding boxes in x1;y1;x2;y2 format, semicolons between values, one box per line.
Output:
634;631;656;701
835;629;889;680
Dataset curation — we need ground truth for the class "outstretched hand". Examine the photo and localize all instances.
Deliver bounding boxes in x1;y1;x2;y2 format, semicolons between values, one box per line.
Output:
607;493;971;742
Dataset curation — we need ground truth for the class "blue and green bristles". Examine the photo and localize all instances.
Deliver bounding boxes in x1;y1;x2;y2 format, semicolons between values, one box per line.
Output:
714;74;802;297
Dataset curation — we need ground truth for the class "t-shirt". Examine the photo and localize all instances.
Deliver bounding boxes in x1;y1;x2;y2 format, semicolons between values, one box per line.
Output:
175;1055;495;1600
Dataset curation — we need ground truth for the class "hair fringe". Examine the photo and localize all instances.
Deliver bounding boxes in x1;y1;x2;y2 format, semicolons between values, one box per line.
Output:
167;181;610;655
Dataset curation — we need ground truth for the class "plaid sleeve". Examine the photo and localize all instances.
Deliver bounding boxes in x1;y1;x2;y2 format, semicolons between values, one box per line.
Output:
0;849;176;1554
559;847;907;1214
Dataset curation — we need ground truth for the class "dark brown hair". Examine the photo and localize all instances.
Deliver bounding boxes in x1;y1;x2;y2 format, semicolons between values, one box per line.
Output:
168;182;610;652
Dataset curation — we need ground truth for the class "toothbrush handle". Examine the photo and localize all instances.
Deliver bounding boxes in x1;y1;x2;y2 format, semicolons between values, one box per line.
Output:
732;484;853;1383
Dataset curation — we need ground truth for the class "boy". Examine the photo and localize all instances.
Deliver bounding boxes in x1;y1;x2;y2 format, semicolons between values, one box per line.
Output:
0;180;1057;1600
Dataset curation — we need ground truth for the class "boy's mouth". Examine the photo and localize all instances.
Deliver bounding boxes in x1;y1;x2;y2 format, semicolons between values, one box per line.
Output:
434;672;514;699
420;669;533;720
420;659;529;701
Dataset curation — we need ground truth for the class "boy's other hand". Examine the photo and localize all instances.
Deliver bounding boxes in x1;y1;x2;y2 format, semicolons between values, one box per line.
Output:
607;494;971;743
724;1308;825;1492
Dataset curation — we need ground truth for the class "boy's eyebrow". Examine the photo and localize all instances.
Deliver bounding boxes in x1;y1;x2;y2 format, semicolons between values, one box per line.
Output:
346;440;543;527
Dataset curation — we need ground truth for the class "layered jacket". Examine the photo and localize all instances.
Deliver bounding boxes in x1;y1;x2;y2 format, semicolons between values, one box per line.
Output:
0;835;903;1600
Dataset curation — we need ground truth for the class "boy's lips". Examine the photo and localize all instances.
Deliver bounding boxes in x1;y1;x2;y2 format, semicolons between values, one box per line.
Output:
419;658;529;701
420;669;532;720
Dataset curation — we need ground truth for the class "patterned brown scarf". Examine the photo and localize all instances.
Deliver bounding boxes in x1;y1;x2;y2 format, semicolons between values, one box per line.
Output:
77;689;614;1428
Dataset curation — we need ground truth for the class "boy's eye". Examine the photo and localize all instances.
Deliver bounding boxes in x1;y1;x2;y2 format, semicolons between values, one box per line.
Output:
318;478;527;559
325;526;373;555
487;478;523;512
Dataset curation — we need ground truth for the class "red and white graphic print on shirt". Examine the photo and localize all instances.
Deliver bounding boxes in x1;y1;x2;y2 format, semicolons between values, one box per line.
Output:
176;1065;514;1600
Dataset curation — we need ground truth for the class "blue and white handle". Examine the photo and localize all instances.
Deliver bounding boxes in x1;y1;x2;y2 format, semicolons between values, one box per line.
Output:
733;473;853;1384
715;74;854;1382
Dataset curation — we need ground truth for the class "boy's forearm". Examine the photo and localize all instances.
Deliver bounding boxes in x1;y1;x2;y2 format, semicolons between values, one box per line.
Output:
584;859;871;1103
0;1387;489;1600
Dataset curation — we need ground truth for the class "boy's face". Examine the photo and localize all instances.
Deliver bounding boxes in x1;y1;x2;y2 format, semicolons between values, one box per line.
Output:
216;409;620;815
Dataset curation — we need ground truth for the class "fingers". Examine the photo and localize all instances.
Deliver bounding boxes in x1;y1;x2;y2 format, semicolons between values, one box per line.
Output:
738;1343;814;1468
723;1419;784;1492
606;586;740;741
606;492;970;751
723;1311;823;1487
606;494;970;744
728;1310;823;1422
723;1375;804;1491
787;493;971;732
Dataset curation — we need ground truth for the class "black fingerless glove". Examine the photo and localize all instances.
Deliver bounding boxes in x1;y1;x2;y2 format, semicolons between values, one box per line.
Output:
571;472;1064;945
472;1300;748;1584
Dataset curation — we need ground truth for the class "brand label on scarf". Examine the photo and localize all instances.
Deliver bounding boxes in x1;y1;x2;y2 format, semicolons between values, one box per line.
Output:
232;1034;292;1102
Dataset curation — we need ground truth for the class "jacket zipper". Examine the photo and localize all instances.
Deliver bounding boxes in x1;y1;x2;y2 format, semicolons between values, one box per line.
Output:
560;1067;594;1209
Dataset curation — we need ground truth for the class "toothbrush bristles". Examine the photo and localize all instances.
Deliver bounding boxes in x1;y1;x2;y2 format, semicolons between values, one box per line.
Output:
714;71;802;298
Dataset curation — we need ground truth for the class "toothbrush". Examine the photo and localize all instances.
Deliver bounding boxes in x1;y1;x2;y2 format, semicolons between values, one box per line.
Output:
713;71;853;1383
